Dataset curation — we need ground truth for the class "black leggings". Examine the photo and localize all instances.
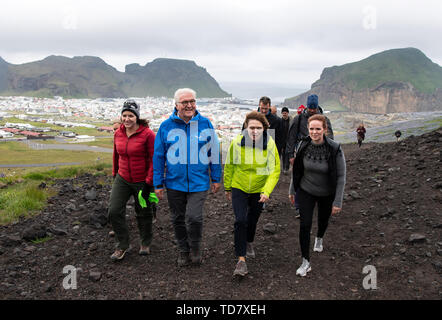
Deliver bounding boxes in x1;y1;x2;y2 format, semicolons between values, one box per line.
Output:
298;188;334;261
232;188;263;257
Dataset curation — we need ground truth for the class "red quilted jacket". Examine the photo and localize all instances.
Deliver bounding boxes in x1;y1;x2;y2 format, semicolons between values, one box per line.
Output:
112;124;155;185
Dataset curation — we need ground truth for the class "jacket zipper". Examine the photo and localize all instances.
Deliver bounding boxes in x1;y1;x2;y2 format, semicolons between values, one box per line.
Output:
186;123;190;192
248;145;253;192
126;138;131;182
126;129;141;183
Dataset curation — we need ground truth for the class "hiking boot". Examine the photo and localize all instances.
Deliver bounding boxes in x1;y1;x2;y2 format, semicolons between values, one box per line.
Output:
108;230;115;237
110;248;127;261
139;245;150;256
177;252;191;267
190;248;202;265
296;258;311;277
246;242;255;258
295;208;300;219
233;260;248;277
313;237;323;252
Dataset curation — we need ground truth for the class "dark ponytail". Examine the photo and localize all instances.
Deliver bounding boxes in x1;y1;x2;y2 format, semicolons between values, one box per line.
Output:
137;118;149;127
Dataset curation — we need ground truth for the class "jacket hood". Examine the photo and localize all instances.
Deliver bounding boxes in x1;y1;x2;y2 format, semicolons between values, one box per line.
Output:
239;130;269;150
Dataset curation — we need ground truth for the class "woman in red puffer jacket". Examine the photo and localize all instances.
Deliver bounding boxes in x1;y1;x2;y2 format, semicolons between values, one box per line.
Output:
109;99;156;261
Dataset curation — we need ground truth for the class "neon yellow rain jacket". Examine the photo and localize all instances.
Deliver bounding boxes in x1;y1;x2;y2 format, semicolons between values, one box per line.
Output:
224;133;280;197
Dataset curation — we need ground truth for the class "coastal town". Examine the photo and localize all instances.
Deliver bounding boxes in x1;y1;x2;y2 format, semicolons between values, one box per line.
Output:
0;95;262;145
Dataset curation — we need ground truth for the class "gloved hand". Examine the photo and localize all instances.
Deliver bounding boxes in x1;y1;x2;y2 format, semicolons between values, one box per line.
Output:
141;184;154;201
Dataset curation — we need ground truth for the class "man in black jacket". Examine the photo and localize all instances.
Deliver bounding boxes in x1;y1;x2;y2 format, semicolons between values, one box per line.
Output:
280;107;292;175
257;96;283;156
286;94;334;166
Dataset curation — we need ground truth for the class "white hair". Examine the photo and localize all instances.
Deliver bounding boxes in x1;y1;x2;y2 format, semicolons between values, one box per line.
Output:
174;88;196;104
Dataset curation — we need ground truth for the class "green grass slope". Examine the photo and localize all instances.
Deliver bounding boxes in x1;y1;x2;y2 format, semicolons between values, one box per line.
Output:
316;48;442;94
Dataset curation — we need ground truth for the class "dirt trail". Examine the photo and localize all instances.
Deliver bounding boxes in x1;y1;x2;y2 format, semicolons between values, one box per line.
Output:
0;128;441;300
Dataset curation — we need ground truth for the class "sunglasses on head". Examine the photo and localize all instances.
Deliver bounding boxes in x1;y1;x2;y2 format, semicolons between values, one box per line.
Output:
123;101;139;109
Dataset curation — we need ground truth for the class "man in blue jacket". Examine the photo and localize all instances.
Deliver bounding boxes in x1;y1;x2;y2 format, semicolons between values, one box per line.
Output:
153;88;221;267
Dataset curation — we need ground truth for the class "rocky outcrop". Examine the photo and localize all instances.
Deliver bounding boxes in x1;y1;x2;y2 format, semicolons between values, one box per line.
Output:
284;48;442;114
285;81;442;114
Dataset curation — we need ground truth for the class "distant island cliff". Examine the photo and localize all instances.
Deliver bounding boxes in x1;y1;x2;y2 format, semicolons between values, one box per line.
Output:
283;48;442;114
0;56;230;99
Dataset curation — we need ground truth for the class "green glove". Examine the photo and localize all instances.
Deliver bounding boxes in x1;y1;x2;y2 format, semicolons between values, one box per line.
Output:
148;192;159;204
138;190;159;208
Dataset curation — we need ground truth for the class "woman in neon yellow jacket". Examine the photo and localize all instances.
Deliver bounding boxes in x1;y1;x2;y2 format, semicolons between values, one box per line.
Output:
224;111;280;277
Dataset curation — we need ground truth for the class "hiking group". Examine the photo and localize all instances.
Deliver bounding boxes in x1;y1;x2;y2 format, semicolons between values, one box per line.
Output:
108;88;346;278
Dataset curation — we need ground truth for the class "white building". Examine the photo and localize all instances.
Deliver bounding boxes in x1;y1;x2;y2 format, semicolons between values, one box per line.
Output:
0;130;14;138
72;135;95;143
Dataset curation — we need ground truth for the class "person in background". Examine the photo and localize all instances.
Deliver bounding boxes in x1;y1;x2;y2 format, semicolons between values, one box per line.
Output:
271;105;277;115
108;99;156;260
280;107;292;175
112;119;121;132
286;95;334;218
153;88;221;267
224;111;280;277
257;97;283;161
356;123;366;148
289;114;346;277
395;130;402;142
297;105;306;115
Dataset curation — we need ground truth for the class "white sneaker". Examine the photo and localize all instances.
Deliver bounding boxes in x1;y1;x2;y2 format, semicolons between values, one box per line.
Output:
313;237;323;252
296;258;311;277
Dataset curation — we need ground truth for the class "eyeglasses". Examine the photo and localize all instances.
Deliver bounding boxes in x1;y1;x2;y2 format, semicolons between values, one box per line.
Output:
178;99;196;106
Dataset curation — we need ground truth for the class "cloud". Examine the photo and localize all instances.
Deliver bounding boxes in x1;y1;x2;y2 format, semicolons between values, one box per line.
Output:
0;0;441;86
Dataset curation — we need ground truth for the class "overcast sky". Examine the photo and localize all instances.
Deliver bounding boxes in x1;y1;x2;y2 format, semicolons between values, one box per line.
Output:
1;0;441;89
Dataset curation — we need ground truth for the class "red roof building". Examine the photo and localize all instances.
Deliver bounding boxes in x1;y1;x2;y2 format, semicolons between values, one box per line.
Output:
20;131;42;137
2;128;20;133
98;126;114;132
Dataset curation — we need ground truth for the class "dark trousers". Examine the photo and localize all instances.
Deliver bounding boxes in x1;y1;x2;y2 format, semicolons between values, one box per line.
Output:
109;174;153;250
166;188;208;253
232;188;264;257
295;188;300;210
281;147;290;172
298;188;334;261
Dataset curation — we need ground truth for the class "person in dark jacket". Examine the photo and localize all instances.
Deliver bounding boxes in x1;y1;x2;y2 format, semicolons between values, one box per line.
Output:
286;94;334;218
109;99;156;261
280;107;292;174
286;95;334;164
356;123;366;148
297;105;306;115
257;97;283;156
153;88;222;267
289;114;346;277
